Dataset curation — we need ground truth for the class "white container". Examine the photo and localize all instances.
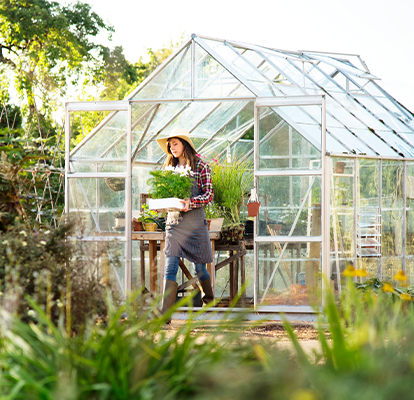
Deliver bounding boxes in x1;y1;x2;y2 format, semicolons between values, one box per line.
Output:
148;197;185;212
209;218;224;232
115;218;125;228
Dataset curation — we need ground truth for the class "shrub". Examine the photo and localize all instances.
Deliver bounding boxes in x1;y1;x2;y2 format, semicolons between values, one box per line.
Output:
0;221;111;332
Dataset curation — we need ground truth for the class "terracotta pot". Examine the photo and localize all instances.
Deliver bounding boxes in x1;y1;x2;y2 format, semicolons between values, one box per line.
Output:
247;201;261;217
207;219;211;230
132;220;143;231
334;161;345;174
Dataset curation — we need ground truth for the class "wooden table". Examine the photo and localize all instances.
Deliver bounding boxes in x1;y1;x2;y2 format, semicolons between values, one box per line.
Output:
133;230;221;295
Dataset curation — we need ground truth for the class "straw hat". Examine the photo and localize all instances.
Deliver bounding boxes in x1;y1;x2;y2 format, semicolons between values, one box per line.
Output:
156;128;196;154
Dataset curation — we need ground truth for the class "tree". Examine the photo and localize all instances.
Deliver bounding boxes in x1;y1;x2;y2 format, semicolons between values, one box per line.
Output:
0;0;114;127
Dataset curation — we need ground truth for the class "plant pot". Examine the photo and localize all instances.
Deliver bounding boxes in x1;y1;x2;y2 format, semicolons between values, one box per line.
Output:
247;201;261;217
115;218;125;228
334;161;345;174
206;219;211;230
209;218;224;232
132;220;143;231
143;222;157;232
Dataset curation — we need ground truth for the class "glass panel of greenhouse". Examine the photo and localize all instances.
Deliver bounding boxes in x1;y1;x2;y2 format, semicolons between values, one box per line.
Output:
65;34;414;316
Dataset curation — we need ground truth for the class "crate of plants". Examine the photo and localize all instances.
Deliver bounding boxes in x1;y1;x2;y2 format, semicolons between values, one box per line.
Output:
147;165;193;212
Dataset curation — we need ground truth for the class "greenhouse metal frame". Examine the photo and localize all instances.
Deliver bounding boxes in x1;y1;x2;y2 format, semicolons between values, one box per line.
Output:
65;34;414;315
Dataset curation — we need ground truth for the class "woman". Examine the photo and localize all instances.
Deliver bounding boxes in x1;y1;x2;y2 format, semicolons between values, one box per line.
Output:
156;128;214;317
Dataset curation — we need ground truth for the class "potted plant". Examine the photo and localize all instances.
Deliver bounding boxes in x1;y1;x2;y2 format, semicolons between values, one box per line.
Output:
210;157;253;243
146;166;193;211
113;211;125;231
138;204;159;231
205;202;226;231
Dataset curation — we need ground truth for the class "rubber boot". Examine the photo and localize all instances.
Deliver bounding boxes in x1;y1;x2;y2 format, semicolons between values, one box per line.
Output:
162;279;178;323
200;278;215;305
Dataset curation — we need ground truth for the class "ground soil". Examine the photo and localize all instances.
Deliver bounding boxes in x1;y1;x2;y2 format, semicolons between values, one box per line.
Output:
169;320;326;342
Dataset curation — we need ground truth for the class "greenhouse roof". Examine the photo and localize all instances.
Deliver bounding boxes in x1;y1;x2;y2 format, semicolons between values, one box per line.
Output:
71;34;414;161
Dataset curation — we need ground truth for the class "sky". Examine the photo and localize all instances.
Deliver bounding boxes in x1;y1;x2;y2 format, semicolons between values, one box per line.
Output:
61;0;414;112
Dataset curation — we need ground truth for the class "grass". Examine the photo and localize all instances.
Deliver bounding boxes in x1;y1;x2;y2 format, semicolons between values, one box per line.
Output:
2;277;414;399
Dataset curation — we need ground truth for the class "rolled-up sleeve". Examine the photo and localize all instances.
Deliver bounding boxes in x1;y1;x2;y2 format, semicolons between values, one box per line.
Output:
189;162;214;209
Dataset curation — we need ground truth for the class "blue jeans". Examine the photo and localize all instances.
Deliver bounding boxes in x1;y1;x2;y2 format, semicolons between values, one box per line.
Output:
165;257;210;283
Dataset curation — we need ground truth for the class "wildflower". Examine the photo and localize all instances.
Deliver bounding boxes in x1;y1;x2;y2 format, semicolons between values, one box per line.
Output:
355;269;368;277
400;293;412;301
382;283;394;293
394;270;408;282
40;240;47;245
212;158;218;164
19;230;27;237
2;240;8;245
343;265;356;277
22;241;27;247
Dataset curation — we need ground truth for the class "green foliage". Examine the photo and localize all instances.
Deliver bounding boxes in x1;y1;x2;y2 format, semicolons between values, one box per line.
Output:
138;204;158;223
204;202;226;219
0;103;22;129
147;169;192;200
0;293;266;399
0;0;114;122
0;221;109;332
0;129;64;229
210;158;253;224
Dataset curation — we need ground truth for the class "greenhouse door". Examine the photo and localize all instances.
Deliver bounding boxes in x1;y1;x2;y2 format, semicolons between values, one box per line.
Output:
253;96;329;311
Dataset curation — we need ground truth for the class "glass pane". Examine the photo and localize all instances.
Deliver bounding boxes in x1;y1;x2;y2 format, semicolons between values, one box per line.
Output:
75;111;128;160
257;241;321;306
382;161;403;259
257;176;321;237
406;162;414;257
68;178;126;237
200;38;274;97
194;43;253;98
75;241;126;298
132;44;192;100
258;107;321;170
331;157;355;286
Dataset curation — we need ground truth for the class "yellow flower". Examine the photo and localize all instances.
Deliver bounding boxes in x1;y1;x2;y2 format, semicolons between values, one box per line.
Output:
400;293;412;301
382;283;394;293
355;269;368;277
343;265;356;277
394;270;408;282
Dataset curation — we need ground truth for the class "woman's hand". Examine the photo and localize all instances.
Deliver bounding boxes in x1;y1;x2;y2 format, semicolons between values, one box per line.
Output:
180;198;190;212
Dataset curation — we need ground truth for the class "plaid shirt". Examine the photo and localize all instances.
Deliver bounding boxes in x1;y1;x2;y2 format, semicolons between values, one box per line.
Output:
189;160;214;209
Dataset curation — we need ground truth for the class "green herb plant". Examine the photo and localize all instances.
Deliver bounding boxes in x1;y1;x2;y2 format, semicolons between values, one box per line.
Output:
147;169;192;200
210;158;253;225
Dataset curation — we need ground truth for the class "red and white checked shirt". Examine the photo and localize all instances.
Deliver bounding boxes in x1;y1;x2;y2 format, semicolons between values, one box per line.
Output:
189;159;214;209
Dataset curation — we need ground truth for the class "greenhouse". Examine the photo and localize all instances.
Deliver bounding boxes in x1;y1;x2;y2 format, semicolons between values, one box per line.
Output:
65;34;414;316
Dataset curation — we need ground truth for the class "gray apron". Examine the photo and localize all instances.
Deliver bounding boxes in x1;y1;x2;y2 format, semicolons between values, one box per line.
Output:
164;177;213;264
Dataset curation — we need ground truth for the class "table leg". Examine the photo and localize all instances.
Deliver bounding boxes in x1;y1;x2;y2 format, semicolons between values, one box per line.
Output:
229;250;234;301
159;240;165;295
149;240;158;293
207;239;216;299
140;244;146;288
241;241;246;307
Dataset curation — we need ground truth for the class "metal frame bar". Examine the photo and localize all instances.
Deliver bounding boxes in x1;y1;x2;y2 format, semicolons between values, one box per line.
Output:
403;160;407;271
321;96;329;307
378;159;382;277
255;169;322;177
67;172;126;179
125;103;132;294
65;104;70;215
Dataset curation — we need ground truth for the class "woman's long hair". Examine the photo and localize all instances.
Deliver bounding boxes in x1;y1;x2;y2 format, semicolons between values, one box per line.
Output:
163;137;201;171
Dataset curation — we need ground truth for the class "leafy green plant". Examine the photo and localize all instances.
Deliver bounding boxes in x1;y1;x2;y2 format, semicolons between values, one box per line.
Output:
210;158;253;225
113;211;125;219
138;204;158;223
147;167;192;200
204;202;226;219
